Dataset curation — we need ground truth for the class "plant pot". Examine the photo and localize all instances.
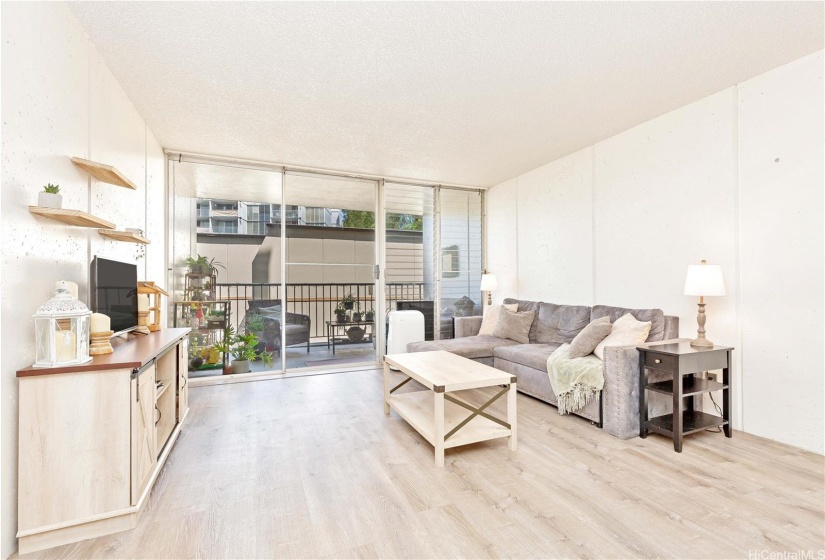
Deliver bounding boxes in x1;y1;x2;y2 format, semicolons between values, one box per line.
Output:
346;326;365;342
231;359;250;374
336;313;347;323
189;276;203;288
222;361;232;374
38;192;62;209
352;312;362;323
364;312;374;322
344;301;354;311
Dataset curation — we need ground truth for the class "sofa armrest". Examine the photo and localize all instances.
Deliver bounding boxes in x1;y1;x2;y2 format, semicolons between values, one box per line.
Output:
601;338;686;440
454;316;483;338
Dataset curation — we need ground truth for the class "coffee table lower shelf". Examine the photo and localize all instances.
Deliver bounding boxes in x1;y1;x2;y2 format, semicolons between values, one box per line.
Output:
388;390;511;449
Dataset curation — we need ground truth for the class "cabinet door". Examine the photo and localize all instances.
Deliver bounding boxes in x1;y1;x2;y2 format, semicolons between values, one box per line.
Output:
178;338;189;422
131;364;157;505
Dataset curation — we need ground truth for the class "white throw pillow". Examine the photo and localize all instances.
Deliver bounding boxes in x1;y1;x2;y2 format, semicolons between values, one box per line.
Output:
593;313;652;360
478;303;518;336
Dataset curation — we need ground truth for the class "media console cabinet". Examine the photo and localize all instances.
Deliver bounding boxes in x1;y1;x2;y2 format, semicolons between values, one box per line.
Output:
16;328;191;554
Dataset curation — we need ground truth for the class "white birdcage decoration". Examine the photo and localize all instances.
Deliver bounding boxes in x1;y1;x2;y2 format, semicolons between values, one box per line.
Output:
33;283;92;368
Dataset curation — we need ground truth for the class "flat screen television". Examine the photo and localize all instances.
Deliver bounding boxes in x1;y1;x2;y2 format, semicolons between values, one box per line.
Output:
90;257;138;335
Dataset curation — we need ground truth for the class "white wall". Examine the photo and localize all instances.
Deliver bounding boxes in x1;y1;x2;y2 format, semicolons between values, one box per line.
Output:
486;51;824;454
0;3;167;557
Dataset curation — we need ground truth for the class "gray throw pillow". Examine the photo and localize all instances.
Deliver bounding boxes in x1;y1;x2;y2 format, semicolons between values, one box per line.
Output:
492;309;535;344
568;316;612;359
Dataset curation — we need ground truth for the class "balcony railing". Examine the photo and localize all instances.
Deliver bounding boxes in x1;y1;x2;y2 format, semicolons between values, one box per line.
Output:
215;282;427;340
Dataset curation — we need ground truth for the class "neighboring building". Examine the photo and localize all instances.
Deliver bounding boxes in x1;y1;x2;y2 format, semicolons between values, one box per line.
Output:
196;199;343;235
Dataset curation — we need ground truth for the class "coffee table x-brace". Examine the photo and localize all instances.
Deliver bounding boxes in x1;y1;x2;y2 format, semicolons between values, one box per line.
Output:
383;351;517;467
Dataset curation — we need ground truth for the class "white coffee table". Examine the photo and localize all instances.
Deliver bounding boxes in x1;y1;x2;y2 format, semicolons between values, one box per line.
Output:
384;350;517;467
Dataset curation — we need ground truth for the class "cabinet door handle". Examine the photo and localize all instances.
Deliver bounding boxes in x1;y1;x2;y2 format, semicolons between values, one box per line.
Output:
654;359;662;364
155;405;161;426
181;375;187;389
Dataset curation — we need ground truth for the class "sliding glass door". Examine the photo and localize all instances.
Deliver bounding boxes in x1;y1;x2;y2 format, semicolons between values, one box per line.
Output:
170;156;484;378
170;159;285;378
284;172;379;370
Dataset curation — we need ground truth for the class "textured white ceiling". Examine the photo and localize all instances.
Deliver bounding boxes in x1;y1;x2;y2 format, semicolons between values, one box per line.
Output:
69;2;823;187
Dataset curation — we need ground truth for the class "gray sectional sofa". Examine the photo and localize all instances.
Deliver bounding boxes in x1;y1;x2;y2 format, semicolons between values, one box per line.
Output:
407;298;683;439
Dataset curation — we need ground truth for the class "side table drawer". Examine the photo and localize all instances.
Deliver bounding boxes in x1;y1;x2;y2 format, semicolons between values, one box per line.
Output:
644;352;677;371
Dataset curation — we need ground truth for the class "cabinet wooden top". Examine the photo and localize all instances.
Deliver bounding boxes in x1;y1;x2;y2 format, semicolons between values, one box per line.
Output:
17;328;190;377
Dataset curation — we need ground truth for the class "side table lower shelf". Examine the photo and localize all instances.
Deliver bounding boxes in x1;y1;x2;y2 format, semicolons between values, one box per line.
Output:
648;411;728;438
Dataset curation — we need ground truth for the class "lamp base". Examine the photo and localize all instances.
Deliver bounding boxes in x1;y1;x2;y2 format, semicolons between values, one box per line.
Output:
691;300;714;348
690;336;714;348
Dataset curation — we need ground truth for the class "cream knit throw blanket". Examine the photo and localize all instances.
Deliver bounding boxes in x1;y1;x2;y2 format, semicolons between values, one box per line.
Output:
546;344;605;415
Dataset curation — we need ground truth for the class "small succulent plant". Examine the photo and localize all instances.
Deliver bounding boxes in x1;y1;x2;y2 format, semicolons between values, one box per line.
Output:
43;183;60;194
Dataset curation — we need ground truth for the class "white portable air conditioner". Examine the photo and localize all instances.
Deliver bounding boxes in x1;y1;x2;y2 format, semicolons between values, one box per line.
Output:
386;310;425;364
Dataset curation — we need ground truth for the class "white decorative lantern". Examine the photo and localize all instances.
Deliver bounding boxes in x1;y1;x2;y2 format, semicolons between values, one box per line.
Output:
33;282;92;368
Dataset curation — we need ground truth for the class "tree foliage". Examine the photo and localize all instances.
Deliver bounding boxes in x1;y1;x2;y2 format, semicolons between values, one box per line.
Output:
341;210;423;231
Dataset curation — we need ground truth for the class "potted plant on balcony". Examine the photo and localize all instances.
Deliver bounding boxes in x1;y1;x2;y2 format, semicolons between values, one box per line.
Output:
38;183;62;209
334;305;347;324
185;255;224;287
229;332;273;374
364;309;375;322
352;301;362;323
342;293;355;311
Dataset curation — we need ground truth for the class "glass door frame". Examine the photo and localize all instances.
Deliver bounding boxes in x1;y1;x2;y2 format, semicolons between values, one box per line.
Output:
279;170;383;373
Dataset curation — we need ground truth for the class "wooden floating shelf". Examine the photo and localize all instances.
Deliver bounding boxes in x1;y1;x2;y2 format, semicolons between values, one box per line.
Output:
98;229;150;244
29;206;115;229
71;157;137;190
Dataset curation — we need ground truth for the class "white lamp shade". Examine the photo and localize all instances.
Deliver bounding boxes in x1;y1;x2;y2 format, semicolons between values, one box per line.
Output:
480;273;498;292
684;263;726;296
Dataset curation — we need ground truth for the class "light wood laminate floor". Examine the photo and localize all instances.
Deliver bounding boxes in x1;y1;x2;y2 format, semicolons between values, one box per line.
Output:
17;368;824;559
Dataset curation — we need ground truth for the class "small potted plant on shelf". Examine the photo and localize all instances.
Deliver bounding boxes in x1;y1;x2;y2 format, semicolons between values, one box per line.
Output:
185;255;224;287
38;184;62;209
334;304;347;323
206;309;226;328
342;293;355;311
352;301;362;322
364;309;375;322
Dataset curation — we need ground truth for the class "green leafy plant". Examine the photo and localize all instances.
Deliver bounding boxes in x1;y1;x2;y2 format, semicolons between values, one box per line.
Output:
246;314;266;332
333;304;346;315
185;255;225;275
212;325;236;357
43;183;60;194
230;332;272;365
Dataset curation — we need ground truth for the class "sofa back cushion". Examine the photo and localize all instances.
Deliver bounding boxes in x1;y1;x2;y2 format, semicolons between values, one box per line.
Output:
492;309;536;344
503;298;543;342
591;304;665;342
535;303;593;344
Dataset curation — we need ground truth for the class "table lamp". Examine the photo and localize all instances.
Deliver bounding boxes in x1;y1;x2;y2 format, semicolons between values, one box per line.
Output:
684;260;726;348
480;271;498;306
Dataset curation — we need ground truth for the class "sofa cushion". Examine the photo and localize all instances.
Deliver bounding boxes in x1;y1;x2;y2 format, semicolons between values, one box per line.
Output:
406;335;519;360
478;303;518;336
568;316;612;359
493;343;562;371
503;298;543;342
594;313;651;360
535;303;593;344
284;324;309;335
492;309;535;344
591;304;665;342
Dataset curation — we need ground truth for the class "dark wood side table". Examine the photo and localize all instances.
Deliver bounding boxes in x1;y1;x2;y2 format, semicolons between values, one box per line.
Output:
637;341;733;452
